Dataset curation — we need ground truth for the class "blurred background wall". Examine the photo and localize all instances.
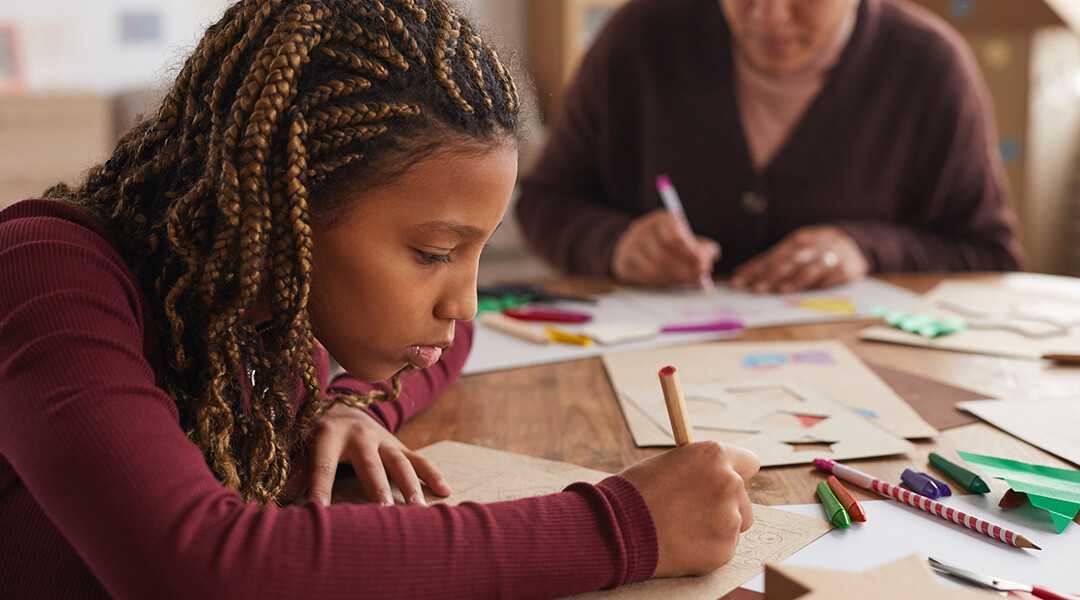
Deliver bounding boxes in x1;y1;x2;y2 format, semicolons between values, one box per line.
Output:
2;0;1080;275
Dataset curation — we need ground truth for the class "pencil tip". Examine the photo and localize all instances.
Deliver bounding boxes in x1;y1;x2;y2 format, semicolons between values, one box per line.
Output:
1031;543;1041;550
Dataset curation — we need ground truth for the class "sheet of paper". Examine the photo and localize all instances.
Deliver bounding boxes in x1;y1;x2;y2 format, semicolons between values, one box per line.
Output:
464;278;918;375
958;398;1080;467
739;496;1080;594
868;363;987;430
603;341;937;451
413;441;831;599
860;278;1080;361
956;451;1080;533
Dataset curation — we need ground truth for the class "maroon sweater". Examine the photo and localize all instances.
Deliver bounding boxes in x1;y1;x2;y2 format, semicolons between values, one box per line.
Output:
0;199;657;599
517;0;1023;276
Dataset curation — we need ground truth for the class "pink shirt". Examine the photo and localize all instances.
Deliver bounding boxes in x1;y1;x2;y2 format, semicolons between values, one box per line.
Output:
734;7;857;169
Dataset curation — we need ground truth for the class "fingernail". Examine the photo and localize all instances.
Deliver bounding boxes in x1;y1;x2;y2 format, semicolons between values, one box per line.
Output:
438;478;452;494
317;496;330;507
381;494;395;506
410;492;427;506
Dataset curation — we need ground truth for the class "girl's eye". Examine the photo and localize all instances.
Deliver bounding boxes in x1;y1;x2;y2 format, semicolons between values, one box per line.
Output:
417;250;453;264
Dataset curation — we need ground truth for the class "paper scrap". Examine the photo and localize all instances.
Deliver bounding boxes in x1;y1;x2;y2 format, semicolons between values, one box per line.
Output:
956;451;1080;533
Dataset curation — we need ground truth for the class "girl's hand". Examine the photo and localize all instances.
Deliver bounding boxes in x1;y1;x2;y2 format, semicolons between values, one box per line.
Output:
618;442;759;577
288;402;452;507
730;225;868;294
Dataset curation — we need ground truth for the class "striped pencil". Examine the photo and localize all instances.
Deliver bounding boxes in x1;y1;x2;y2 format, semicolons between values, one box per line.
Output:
813;458;1040;550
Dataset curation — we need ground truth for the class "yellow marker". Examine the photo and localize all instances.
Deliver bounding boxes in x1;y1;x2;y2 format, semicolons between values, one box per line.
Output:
545;327;593;346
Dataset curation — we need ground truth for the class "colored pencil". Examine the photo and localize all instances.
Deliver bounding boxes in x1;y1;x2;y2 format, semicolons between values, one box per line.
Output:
813;458;1039;550
658;366;694;446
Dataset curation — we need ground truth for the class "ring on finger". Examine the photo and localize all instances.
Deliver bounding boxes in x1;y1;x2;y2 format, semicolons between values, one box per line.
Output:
822;250;838;268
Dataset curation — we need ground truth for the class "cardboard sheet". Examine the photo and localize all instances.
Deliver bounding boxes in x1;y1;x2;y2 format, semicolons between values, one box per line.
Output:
868;363;988;430
602;341;936;459
958;398;1080;467
413;441;831;599
860;279;1080;361
764;554;999;599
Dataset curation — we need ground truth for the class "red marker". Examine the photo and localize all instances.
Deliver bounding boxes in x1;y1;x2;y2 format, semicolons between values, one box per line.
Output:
826;475;868;522
501;307;593;324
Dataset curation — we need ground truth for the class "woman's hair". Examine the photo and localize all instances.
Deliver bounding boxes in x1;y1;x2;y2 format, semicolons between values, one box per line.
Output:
47;0;520;505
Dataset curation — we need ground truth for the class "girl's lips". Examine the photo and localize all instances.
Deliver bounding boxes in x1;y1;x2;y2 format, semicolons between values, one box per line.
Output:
408;345;444;369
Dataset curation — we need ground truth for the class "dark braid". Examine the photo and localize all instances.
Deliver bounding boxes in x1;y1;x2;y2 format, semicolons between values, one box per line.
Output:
49;0;520;505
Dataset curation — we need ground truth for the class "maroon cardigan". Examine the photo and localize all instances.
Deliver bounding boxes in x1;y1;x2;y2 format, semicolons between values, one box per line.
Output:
0;199;657;599
517;0;1023;276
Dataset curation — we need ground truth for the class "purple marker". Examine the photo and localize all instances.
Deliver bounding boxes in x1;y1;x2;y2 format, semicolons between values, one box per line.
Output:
660;319;744;334
921;471;952;497
901;469;943;499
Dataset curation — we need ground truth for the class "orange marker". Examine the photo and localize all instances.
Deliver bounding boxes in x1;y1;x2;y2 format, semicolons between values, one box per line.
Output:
826;475;868;522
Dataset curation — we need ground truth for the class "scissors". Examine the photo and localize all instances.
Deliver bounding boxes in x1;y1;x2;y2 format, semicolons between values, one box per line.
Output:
928;556;1080;600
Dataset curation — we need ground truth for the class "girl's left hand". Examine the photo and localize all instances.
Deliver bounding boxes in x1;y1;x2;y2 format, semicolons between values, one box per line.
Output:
286;402;452;507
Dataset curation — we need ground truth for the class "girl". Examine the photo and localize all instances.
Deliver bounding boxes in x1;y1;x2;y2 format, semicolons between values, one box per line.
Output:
0;0;758;598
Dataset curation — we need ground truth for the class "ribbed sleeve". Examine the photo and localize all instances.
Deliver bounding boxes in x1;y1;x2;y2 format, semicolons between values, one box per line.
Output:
0;199;659;599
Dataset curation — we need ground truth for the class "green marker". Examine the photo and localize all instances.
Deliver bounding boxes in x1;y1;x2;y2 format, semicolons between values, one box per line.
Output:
929;452;991;494
816;481;851;528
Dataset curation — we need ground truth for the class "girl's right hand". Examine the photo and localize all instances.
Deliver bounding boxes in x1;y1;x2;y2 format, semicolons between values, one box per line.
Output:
617;441;760;578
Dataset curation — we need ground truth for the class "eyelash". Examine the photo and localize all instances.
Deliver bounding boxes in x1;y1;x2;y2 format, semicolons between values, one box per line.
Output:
418;250;453;264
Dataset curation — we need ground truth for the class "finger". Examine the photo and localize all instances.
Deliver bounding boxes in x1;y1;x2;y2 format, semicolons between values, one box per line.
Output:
307;434;347;507
725;444;761;481
776;257;831;294
404;450;453;497
379;446;426;506
697;238;721;270
648;225;703;284
634;237;697;286
737;488;755;533
755;247;808;294
351;450;395;506
730;253;772;290
654;217;703;265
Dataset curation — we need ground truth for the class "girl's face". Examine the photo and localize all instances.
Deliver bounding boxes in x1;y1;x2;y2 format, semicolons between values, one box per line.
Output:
308;144;517;382
720;0;858;76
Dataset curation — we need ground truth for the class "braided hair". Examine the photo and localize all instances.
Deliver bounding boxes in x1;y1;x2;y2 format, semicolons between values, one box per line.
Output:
47;0;520;505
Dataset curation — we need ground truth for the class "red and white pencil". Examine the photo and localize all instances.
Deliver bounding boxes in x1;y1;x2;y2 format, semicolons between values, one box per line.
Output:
813;458;1039;550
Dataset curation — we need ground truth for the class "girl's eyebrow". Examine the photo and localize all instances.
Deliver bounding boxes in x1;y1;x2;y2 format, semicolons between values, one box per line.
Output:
416;220;501;240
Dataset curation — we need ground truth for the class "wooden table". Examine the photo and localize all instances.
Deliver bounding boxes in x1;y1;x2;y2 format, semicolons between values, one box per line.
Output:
397;273;1080;506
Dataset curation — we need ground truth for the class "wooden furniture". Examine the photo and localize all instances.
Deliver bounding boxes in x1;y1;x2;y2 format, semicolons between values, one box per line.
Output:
396;273;1080;506
527;0;627;122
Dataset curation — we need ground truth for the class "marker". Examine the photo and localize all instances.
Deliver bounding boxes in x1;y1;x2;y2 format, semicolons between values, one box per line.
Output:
659;319;744;334
544;327;593;346
480;313;593;346
658;366;694;446
655;174;715;295
502;307;593;323
813;458;1039;550
921;472;952;497
816;481;852;528
929;452;991;494
901;469;945;499
826;475;868;522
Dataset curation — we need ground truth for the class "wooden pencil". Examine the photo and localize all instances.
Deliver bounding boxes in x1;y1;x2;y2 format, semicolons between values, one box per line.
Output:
658;365;694;446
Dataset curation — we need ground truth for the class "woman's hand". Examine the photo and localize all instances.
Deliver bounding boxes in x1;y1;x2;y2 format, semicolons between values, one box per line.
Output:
286;402;452;507
730;225;868;294
612;208;721;287
618;442;759;577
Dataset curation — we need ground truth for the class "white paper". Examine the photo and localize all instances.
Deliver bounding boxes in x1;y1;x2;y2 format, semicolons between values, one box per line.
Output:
464;278;918;375
741;496;1080;593
958;398;1080;467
